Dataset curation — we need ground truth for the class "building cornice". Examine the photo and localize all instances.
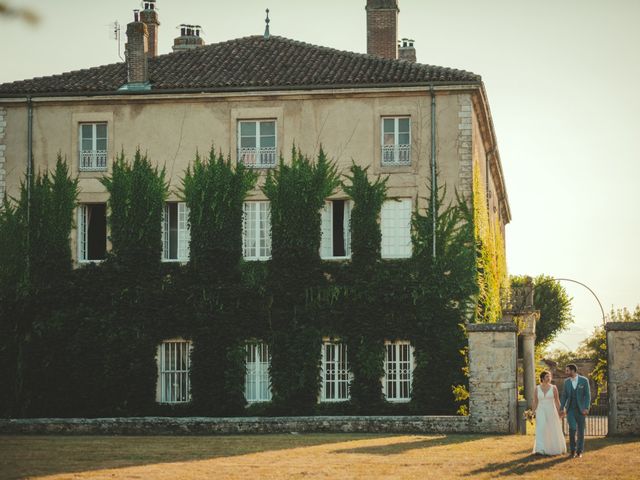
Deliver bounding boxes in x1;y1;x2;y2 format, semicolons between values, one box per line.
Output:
471;84;512;224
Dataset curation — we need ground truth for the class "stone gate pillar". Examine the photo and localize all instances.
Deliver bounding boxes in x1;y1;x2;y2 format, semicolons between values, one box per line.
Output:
606;322;640;436
520;311;539;408
467;323;518;433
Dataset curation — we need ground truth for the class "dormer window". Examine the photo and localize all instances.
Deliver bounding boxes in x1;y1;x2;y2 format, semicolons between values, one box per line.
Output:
381;117;411;166
238;120;277;168
79;123;108;171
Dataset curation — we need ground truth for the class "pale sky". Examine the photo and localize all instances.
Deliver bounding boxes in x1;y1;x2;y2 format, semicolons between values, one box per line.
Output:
2;0;639;351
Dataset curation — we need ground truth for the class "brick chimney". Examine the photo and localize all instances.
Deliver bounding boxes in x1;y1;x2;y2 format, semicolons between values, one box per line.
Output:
366;0;399;60
122;10;150;89
398;38;416;63
140;0;160;58
172;24;205;52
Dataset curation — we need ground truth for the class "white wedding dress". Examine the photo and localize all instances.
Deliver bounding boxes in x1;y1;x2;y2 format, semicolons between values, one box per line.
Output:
533;385;567;455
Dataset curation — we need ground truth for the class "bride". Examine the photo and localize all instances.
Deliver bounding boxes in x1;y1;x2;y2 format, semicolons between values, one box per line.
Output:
532;370;567;455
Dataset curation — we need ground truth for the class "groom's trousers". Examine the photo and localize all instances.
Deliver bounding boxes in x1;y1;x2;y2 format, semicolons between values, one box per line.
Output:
567;406;586;453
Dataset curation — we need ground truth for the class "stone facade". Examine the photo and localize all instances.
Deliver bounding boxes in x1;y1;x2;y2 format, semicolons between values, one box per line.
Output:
467;323;518;433
0;106;5;198
606;322;640;436
0;415;470;435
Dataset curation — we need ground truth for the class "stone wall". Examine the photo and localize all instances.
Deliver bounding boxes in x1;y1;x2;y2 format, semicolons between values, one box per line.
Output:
0;415;469;435
0;106;5;198
467;323;518;433
606;322;640;436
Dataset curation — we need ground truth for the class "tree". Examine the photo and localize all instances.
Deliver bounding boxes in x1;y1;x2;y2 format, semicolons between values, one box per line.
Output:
511;275;573;347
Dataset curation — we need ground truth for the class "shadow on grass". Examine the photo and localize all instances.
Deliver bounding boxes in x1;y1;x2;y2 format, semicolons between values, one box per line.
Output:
0;433;393;480
464;437;637;477
330;433;480;456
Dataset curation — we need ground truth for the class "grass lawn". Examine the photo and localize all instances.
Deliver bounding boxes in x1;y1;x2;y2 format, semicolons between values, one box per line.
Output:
1;433;638;479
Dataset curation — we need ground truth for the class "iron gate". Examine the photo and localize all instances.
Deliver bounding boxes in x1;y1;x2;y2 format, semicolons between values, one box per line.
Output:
562;402;608;436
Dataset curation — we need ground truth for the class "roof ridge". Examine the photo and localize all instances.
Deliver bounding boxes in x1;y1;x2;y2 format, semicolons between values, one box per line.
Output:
0;34;480;96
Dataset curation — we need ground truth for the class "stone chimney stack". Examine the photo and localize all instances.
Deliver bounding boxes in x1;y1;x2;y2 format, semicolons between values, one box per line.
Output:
173;24;205;52
140;0;160;58
398;38;416;63
124;10;149;87
366;0;399;60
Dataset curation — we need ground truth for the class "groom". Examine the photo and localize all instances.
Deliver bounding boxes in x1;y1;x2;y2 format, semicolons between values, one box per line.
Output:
560;363;591;458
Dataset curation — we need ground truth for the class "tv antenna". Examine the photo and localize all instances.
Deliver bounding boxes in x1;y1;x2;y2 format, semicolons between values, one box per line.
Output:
111;20;124;61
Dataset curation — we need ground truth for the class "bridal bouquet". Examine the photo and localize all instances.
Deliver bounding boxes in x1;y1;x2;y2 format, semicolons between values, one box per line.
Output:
523;409;535;425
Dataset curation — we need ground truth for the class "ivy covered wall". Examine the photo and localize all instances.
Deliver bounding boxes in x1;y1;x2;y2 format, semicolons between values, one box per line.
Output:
0;148;506;418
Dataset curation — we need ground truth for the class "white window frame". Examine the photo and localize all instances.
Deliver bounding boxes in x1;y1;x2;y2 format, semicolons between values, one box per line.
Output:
77;203;106;263
243;201;271;260
156;339;192;404
79;122;108;171
237;120;277;168
245;342;272;403
320;200;352;260
381;117;411;166
320;340;352;402
381;198;412;259
162;202;190;262
382;340;415;403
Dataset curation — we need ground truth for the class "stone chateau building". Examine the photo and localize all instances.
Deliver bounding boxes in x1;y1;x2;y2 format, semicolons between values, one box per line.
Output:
0;1;510;407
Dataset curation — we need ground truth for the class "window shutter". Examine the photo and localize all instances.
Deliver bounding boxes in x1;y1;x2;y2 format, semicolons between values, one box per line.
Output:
320;202;333;258
343;201;352;257
178;203;190;261
262;202;272;259
381;199;412;258
162;204;169;260
78;205;87;261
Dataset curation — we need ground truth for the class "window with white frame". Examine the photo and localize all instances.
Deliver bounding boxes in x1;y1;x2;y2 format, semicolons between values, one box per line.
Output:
77;203;107;262
380;198;412;258
157;339;192;404
320;200;351;259
383;340;414;402
245;342;272;402
381;117;411;166
320;340;351;402
243;201;271;260
79;123;108;171
162;202;190;262
238;120;277;168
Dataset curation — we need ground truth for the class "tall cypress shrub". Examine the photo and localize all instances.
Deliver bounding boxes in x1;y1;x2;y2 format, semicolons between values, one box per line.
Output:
0;156;78;416
410;183;477;414
182;149;257;414
342;164;388;411
100;149;167;414
264;147;339;412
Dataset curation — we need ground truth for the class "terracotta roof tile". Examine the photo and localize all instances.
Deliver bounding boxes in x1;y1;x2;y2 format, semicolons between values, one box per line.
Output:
0;36;480;96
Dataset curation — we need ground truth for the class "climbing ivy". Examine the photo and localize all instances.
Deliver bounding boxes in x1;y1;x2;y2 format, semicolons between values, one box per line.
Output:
0;156;78;416
264;147;340;413
472;166;507;322
101;149;167;274
0;148;507;418
181;148;258;415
